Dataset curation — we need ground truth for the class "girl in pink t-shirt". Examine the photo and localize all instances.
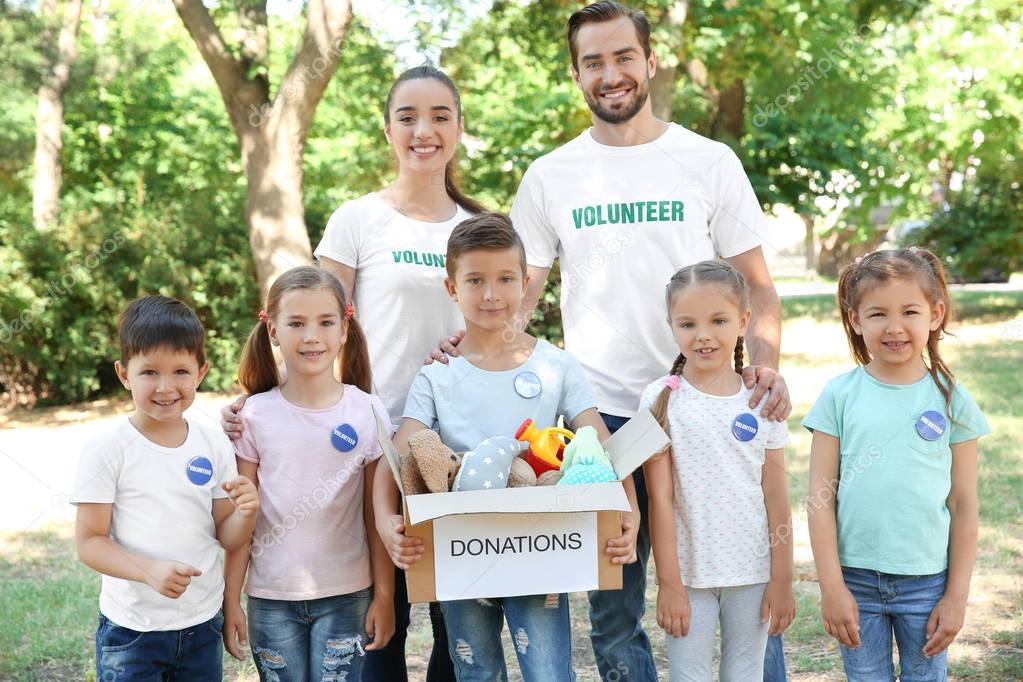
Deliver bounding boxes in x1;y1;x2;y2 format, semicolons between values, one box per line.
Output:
223;265;394;681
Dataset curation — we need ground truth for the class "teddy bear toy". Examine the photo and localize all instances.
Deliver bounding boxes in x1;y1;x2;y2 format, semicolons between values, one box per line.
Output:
400;430;462;495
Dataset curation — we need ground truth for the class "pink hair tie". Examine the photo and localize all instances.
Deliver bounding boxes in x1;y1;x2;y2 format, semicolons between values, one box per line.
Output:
664;375;681;391
257;309;269;324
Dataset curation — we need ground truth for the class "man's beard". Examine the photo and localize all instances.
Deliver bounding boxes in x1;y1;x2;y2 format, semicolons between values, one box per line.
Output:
584;76;650;124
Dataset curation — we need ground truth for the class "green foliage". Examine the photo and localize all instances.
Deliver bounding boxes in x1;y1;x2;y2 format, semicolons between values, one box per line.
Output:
913;170;1023;282
0;3;398;405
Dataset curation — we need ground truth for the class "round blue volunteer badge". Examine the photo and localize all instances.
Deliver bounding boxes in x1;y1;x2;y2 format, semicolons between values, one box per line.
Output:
514;371;542;399
186;456;214;485
731;413;759;442
331;423;359;452
916;410;946;442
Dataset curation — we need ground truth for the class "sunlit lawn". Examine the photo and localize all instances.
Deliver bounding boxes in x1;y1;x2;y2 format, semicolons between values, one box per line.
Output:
2;291;1021;680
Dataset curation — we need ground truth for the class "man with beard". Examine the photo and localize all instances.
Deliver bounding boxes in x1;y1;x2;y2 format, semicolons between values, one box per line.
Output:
510;2;793;680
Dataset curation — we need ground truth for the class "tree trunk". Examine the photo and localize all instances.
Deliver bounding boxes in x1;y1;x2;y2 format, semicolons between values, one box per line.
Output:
712;79;745;144
800;212;817;272
650;1;688;121
32;0;83;231
650;61;676;121
172;0;352;296
241;127;313;300
817;226;885;278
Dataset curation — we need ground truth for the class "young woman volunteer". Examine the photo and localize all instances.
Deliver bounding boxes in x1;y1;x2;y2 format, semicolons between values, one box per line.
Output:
223;65;484;682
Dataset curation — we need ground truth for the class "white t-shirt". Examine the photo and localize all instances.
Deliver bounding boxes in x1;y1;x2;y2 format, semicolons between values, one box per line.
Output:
70;418;237;631
640;376;789;588
511;124;766;417
315;193;471;424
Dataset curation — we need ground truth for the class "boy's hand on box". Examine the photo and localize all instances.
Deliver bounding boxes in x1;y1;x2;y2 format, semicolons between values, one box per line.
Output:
222;599;249;660
222;476;259;516
761;577;797;635
379;515;424;569
144;559;201;599
657;583;690;637
606;510;639;564
364;595;395;651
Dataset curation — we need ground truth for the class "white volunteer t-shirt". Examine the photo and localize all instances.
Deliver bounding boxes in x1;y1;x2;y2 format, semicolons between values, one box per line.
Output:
511;124;766;416
640;376;789;588
315;193;470;424
70;417;237;631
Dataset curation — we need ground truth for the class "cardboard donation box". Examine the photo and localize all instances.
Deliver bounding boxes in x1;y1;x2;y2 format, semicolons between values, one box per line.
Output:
375;409;670;603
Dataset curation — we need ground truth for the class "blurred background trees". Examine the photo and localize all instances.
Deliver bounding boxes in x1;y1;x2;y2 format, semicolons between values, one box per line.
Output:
1;0;1019;405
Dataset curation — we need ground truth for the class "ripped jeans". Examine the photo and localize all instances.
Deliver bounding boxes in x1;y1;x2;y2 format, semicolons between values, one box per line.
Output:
441;593;575;682
248;587;371;682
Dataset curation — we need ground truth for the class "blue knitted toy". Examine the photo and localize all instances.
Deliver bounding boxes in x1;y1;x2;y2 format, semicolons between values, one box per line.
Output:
557;426;617;486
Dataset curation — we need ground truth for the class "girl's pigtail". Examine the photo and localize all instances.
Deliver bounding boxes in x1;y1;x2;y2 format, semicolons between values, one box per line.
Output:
650;352;686;438
238;321;279;395
837;260;872;366
340;317;373;394
913;249;957;416
733;335;745;374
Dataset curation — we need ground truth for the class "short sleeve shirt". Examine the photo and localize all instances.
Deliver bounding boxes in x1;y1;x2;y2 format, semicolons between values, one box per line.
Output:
640;376;789;588
70;418;237;631
802;367;989;574
234;386;385;599
315;193;470;424
511;124;765;418
403;340;597;453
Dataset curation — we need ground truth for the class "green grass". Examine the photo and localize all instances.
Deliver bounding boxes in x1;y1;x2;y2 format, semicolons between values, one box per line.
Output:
2;293;1021;680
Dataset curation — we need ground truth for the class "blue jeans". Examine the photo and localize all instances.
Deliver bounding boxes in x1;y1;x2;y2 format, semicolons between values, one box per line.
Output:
841;567;948;681
589;413;657;681
95;610;224;681
441;593;574;681
248;588;372;682
364;565;454;681
764;634;787;681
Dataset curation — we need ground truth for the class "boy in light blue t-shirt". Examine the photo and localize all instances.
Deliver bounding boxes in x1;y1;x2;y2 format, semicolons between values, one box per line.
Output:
373;211;640;682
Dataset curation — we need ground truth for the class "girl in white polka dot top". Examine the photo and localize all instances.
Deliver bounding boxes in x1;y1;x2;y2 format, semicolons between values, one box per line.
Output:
639;260;795;681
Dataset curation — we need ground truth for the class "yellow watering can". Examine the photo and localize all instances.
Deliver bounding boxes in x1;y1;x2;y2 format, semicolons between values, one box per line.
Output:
515;418;575;476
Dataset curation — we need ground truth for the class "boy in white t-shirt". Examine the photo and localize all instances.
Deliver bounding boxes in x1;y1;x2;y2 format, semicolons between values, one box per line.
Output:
72;296;259;681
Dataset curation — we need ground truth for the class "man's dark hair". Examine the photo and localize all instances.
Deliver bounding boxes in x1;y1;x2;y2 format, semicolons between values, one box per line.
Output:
118;295;206;366
567;1;652;70
446;212;527;278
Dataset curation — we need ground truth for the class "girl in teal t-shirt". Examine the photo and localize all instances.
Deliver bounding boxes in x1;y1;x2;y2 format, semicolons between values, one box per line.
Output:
804;248;989;680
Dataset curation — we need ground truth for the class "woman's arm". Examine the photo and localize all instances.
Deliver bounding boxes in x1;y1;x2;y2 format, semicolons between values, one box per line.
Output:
643;451;690;636
319;256;357;301
570;407;639;564
760;447;796;635
807;431;861;648
923;438;979;656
